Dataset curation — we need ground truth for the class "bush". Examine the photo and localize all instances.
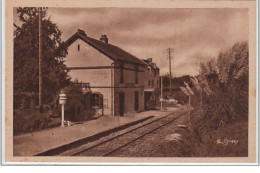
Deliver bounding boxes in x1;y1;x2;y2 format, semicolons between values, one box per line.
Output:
13;108;60;135
196;42;248;131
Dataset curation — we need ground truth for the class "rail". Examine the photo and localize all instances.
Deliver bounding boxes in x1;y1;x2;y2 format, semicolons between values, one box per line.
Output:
67;110;187;156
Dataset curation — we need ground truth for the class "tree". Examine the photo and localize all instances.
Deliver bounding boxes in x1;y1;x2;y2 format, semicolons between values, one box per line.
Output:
14;7;71;105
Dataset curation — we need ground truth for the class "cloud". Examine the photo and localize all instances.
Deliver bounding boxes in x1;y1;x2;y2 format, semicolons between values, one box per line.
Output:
27;7;249;76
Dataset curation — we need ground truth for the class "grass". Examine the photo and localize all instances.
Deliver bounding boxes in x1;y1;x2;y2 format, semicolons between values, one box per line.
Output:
157;107;248;157
196;119;248;157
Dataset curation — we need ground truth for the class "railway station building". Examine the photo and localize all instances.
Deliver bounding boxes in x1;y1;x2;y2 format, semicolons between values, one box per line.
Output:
64;29;159;119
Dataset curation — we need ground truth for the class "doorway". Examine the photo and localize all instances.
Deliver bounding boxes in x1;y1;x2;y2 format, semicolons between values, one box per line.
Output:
144;92;150;110
135;91;139;111
119;92;125;116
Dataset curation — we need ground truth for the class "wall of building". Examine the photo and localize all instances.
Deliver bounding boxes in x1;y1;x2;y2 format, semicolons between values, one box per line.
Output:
65;39;114;116
113;61;145;116
144;67;160;91
65;39;148;117
143;64;160;109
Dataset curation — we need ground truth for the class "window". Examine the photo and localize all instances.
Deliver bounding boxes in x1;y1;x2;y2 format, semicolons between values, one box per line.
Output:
99;94;104;107
152;80;154;87
148;67;151;74
120;62;124;84
78;44;80;51
92;94;98;107
91;93;103;108
148;80;150;86
135;65;138;84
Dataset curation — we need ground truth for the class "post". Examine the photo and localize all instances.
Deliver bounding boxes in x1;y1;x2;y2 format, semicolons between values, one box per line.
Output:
38;7;43;107
168;48;173;96
160;76;163;110
189;94;191;126
59;91;67;127
61;104;65;127
111;63;114;116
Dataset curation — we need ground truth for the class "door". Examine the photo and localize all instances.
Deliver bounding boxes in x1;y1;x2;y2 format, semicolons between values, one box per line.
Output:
144;92;152;110
144;92;150;110
119;92;125;116
135;91;139;111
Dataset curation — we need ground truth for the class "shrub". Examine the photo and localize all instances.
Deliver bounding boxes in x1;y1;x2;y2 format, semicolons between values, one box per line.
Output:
196;42;248;131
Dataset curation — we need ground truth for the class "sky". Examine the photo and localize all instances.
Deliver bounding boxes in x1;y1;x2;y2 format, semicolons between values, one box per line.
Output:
14;8;249;76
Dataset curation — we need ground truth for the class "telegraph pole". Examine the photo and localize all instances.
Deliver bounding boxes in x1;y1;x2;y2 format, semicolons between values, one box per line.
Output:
167;48;173;95
38;7;43;108
160;76;163;110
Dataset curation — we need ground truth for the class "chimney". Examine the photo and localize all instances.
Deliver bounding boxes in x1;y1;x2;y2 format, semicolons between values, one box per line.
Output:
147;58;152;62
100;35;108;43
77;29;86;36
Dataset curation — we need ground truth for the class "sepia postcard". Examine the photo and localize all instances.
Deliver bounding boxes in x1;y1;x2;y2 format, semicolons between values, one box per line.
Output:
1;0;258;165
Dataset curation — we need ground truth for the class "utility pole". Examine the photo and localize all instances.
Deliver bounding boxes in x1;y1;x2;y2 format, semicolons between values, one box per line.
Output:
160;76;163;110
38;7;43;108
167;48;173;96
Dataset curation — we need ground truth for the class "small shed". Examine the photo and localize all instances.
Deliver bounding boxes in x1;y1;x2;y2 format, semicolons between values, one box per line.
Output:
65;91;104;121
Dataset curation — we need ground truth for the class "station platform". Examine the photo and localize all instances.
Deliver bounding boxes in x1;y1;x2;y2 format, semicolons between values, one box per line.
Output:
13;107;182;156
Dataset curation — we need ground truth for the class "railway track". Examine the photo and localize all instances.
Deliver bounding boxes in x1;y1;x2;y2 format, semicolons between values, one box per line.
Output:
62;111;187;156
